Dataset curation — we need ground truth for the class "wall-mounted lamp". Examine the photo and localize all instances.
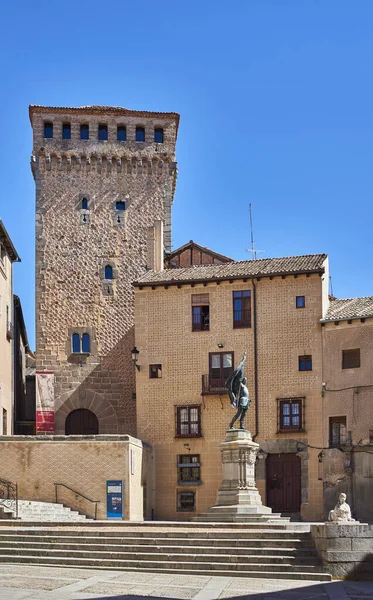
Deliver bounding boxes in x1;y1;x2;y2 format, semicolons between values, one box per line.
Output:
131;346;140;371
217;343;224;349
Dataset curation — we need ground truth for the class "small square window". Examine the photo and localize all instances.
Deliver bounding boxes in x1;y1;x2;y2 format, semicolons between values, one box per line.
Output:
342;349;360;369
62;123;71;139
115;201;126;211
177;490;195;512
299;355;312;371
117;125;126;142
177;455;201;484
80;124;89;140
277;398;304;432
149;364;162;379
98;124;108;141
296;296;305;308
44;122;53;138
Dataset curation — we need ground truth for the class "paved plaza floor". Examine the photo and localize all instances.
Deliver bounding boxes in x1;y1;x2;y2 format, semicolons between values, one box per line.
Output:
0;565;372;600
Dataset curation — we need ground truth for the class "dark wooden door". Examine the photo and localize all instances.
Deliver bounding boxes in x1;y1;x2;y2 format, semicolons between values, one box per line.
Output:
65;409;99;435
266;453;301;513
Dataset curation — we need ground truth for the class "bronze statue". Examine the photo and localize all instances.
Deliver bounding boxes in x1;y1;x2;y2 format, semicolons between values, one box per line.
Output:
226;352;251;430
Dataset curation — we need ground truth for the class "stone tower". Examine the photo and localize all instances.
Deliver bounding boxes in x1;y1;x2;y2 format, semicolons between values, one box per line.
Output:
30;105;179;435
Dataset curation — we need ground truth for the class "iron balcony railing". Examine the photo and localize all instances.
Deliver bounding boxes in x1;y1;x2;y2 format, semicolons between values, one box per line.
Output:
201;374;227;395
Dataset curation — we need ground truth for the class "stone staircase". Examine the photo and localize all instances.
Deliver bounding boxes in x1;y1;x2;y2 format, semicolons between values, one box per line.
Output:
1;500;88;522
0;522;331;581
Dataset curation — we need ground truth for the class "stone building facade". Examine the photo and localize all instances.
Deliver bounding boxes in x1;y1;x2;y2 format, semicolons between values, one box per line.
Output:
0;221;20;435
321;296;373;522
30;105;179;436
134;254;330;521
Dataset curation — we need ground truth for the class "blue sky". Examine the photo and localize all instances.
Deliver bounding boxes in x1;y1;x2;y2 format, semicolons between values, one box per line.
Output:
1;0;373;350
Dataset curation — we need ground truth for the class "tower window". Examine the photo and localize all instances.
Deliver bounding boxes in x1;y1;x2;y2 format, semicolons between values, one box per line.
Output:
115;201;126;211
80;124;89;140
136;126;145;142
44;122;53;138
154;128;164;143
104;265;113;280
62;123;71;140
81;197;88;210
117;125;126;142
72;333;80;353
82;333;90;353
98;124;108;141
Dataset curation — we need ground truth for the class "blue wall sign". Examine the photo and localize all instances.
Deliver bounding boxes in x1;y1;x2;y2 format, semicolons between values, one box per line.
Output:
106;480;123;518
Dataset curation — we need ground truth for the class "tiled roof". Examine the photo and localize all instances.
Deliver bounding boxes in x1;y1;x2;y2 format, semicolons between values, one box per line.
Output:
0;220;20;262
29;105;180;131
323;297;373;322
167;240;233;262
135;254;327;286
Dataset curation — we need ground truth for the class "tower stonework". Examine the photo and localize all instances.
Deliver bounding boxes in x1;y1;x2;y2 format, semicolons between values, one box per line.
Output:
30;105;179;435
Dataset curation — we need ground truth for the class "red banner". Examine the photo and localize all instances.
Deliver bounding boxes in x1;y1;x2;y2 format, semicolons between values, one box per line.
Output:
36;410;55;432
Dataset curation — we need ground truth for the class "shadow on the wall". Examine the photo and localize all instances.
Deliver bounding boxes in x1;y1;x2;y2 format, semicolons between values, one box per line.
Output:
345;552;373;580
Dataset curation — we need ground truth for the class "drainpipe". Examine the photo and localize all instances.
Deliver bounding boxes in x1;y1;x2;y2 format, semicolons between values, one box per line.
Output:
251;278;259;441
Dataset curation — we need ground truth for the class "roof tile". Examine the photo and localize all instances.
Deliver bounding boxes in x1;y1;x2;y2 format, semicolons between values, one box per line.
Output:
324;297;373;321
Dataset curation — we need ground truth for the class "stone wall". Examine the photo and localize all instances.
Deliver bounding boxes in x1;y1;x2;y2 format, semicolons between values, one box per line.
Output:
0;435;153;520
31;106;178;435
135;272;326;520
311;523;373;579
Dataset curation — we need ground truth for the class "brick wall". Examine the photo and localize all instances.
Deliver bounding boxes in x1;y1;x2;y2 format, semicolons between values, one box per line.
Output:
135;272;326;520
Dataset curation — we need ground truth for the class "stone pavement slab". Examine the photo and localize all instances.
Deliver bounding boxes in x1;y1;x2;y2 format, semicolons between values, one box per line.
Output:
0;564;372;600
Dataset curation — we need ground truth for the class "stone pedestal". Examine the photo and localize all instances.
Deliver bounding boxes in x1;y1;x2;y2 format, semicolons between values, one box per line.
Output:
194;429;289;523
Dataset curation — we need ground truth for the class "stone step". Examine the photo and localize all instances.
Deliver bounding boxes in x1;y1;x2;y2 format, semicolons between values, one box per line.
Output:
0;534;316;554
0;543;322;561
0;554;330;579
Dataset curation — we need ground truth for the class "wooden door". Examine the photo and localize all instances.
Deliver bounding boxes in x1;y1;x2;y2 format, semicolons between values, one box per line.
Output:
266;453;301;513
65;409;99;435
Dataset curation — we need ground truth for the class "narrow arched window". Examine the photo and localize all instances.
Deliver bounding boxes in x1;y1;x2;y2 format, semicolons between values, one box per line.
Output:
115;201;125;211
105;265;113;279
81;197;88;210
98;124;108;141
136;126;145;142
72;333;80;353
82;333;90;353
154;128;164;143
117;125;126;141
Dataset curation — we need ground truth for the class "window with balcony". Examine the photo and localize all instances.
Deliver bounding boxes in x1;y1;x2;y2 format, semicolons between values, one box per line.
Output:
177;455;201;485
277;397;304;433
191;294;209;331
233;290;251;328
299;355;312;371
202;352;234;394
177;490;195;512
329;416;347;448
342;348;360;369
176;405;201;437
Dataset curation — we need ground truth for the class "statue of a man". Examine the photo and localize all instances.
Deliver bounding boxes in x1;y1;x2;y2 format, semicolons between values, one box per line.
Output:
225;352;251;430
328;493;355;523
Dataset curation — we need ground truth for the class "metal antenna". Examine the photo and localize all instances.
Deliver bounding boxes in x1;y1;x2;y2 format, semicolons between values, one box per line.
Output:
329;275;334;297
246;204;264;260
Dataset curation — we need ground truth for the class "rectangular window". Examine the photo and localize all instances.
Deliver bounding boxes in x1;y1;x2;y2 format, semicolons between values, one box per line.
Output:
177;455;201;484
329;417;347;448
117;125;126;141
177;490;195;512
299;355;312;371
176;405;201;437
233;290;251;328
149;364;162;379
342;349;360;369
278;397;304;432
296;296;305;308
44;122;53;138
2;408;7;435
98;124;108;141
154;128;164;143
62;123;71;139
208;352;234;391
192;294;209;331
80;124;89;140
136;126;145;142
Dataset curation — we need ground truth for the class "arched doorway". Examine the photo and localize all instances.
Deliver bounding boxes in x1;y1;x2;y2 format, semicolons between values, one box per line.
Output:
65;409;99;435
